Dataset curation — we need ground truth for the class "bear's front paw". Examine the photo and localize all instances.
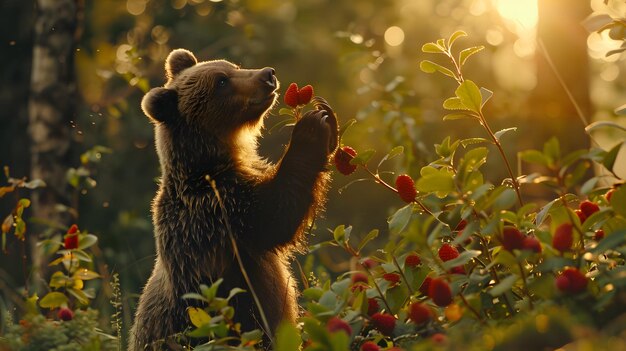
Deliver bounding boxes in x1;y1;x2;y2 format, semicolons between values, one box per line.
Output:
288;109;336;168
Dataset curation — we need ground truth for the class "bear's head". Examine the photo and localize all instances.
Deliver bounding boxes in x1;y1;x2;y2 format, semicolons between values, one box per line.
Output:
141;49;278;136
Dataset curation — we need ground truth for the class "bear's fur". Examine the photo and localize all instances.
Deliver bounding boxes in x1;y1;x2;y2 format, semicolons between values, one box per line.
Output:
129;48;338;350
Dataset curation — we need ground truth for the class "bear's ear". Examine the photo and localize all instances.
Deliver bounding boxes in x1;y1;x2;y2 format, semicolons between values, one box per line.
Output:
141;87;178;123
165;49;197;80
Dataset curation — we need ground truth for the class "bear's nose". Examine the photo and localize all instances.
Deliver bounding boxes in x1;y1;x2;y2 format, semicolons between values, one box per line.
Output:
261;67;276;88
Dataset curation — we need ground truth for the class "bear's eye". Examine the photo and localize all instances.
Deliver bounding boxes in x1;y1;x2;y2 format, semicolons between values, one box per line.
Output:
216;76;228;88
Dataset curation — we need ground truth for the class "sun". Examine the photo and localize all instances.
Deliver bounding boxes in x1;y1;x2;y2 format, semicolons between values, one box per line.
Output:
493;0;539;31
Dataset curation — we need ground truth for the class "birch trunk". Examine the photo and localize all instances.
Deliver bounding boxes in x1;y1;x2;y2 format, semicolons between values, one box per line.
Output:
28;0;80;288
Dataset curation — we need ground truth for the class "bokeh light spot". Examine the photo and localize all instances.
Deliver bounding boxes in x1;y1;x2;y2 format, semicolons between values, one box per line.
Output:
127;0;147;16
384;26;405;47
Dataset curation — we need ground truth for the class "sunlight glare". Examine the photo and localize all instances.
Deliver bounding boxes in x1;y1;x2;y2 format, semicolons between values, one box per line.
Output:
493;0;538;31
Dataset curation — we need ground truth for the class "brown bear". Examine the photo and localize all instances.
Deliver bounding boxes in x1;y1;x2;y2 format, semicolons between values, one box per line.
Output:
129;48;338;350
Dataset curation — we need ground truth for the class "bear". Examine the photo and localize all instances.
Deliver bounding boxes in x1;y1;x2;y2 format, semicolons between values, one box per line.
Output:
129;48;338;350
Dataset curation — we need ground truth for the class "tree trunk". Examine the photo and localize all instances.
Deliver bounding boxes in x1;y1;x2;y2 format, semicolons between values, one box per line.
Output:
529;0;592;152
28;0;80;289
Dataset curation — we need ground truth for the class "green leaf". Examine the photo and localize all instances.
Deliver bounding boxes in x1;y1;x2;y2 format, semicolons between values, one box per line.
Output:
600;142;623;173
459;46;484;66
349;149;375;166
388;204;413;235
78;234;98;250
67;288;89;305
488;274;518;296
494;127;517;142
227;287;245;301
460;138;491;147
333;225;351;244
610;186;626;218
443;97;470;111
275;322;302;351
302;287;324;301
182;293;208;302
590;229;626;254
519;150;551;167
448;30;467;49
480;87;493;107
357;229;379;252
419;60;457;79
455;80;482;114
421;42;445;53
416;166;455;197
72;268;100;280
443;113;476;121
49;271;71;289
585;120;626;133
39;292;68;309
188;307;211;328
543;137;560;162
22;179;46;189
241;329;264;346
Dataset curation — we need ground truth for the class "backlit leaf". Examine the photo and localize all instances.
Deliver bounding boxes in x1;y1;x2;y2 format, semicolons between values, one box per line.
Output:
455;80;482;114
419;60;456;79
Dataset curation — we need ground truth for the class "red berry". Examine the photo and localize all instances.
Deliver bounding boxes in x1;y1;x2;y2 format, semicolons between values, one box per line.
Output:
438;243;459;262
352;272;369;285
67;224;79;234
351;283;368;293
297;85;314;105
371;313;396;336
382;273;401;286
419;277;432;296
501;226;525;251
575;209;587;224
431;333;447;345
326;317;352;336
579;200;600;218
408;302;432;325
334;146;357;175
58;307;74;321
605;188;615;203
450;266;465;275
64;233;79;250
556;267;587;294
284;82;299;108
553;223;573;252
361;257;378;269
428;278;453;307
594;229;605;241
522;236;542;253
367;298;379;316
555;274;570;292
404;253;421;267
395;174;417;203
361;341;380;351
454;219;467;232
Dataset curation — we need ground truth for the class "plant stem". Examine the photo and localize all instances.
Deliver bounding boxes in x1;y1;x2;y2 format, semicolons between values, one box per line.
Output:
477;111;524;207
458;289;485;325
391;255;414;296
362;264;394;314
516;260;534;310
444;46;524;207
